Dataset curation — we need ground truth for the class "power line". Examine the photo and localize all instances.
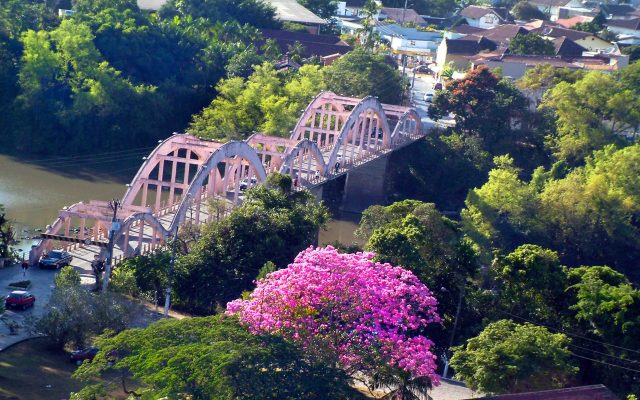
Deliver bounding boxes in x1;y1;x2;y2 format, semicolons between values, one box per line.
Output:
18;145;156;164
568;342;640;366
497;309;640;356
570;352;640;374
41;150;154;167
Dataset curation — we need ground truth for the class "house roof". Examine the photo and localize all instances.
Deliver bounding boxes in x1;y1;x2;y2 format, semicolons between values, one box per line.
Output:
481;24;530;46
599;4;638;18
444;35;497;54
533;25;592;40
260;29;351;58
264;0;327;25
553;36;586;56
451;24;488;34
463;384;618;400
528;0;574;8
381;7;426;24
556;15;593;28
460;6;510;21
607;18;640;31
374;23;443;41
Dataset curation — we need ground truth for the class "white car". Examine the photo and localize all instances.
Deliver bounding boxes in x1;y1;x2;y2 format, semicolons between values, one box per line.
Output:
423;92;434;103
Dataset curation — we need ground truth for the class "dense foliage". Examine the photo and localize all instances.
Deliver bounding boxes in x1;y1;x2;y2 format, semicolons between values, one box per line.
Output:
0;0;277;155
510;1;546;21
508;33;555;56
173;175;329;314
228;246;441;398
73;315;364;399
450;320;577;394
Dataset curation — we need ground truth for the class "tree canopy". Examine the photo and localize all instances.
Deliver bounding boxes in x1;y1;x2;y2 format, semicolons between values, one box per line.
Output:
508;33;555;56
173;175;330;314
228;246;442;398
510;1;546;21
450;320;577;394
73;315;364;400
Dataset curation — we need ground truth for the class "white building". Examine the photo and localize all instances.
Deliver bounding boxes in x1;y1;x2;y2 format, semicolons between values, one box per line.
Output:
459;6;510;29
528;0;583;20
374;24;443;62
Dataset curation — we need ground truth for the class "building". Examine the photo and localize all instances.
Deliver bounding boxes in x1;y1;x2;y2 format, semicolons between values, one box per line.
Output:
552;36;587;57
459;6;511;29
464;384;618;400
451;25;488;35
336;0;380;17
137;0;327;33
260;29;352;64
607;18;640;36
555;15;593;28
599;4;640;20
437;35;497;70
380;7;427;24
527;0;583;20
374;24;444;62
265;0;327;34
481;24;530;47
532;24;616;52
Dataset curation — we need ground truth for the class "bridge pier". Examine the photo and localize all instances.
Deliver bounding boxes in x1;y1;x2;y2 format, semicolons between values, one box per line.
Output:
340;154;389;213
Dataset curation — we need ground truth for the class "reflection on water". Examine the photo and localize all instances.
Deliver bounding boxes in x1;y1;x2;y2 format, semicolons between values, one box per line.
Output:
0;154;139;254
319;211;363;247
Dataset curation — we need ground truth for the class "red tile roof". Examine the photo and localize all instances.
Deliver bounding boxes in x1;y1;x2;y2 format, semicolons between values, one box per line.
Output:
464;384;618;400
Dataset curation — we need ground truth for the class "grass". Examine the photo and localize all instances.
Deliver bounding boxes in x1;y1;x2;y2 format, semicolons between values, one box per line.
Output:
0;338;127;400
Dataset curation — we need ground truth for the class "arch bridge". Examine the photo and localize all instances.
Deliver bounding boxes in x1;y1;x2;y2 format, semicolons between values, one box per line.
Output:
36;91;424;266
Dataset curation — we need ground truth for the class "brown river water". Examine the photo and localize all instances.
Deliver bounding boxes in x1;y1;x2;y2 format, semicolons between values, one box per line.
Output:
0;153;360;255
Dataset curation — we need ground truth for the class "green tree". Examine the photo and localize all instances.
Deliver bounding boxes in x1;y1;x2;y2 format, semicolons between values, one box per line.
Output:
297;0;337;19
621;45;640;63
508;33;555;56
0;205;17;260
324;47;403;104
510;1;546;21
173;175;329;314
491;245;567;324
31;286;133;349
541;71;637;164
158;0;280;29
54;266;82;288
450;320;578;394
73;316;364;399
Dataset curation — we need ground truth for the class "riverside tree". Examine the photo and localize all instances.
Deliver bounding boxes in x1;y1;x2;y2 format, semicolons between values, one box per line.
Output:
227;246;442;398
72;315;364;400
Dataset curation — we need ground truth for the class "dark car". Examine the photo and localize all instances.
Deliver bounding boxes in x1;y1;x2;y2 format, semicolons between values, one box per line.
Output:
70;347;99;365
5;291;36;310
39;250;73;269
414;65;432;74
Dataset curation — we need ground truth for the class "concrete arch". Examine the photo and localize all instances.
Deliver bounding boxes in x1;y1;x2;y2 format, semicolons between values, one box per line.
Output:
122;134;213;206
290;91;347;142
278;139;327;177
113;212;170;256
325;96;392;174
391;109;422;146
169;141;268;232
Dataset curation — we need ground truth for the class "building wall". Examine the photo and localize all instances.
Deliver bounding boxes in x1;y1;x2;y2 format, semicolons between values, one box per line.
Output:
575;36;615;51
479;13;502;29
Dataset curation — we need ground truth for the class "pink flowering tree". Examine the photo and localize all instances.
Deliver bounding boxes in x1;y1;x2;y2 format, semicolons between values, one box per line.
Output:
227;246;442;398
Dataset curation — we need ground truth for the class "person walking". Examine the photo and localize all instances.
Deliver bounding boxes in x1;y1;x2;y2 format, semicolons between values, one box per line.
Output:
21;258;28;278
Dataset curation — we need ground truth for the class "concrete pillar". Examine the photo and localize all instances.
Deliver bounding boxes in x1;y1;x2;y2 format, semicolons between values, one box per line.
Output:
340;153;390;213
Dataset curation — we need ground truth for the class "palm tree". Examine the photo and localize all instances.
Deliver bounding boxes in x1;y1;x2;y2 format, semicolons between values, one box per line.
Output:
356;0;380;51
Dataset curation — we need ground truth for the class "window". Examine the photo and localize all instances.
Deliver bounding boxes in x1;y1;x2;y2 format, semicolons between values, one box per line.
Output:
410;40;416;46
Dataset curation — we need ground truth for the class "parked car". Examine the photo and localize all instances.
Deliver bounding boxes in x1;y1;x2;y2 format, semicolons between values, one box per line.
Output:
414;65;432;74
423;92;434;103
39;250;72;269
5;290;35;310
70;347;99;365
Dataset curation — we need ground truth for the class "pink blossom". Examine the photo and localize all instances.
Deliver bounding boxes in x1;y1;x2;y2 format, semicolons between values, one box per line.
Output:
226;246;441;384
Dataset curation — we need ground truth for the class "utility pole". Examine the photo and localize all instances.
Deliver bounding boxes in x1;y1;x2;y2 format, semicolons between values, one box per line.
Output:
400;54;408;104
442;285;465;379
164;226;179;317
102;199;120;291
402;0;409;24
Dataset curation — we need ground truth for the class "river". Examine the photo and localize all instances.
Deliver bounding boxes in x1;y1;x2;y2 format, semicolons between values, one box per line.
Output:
0;153;362;255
